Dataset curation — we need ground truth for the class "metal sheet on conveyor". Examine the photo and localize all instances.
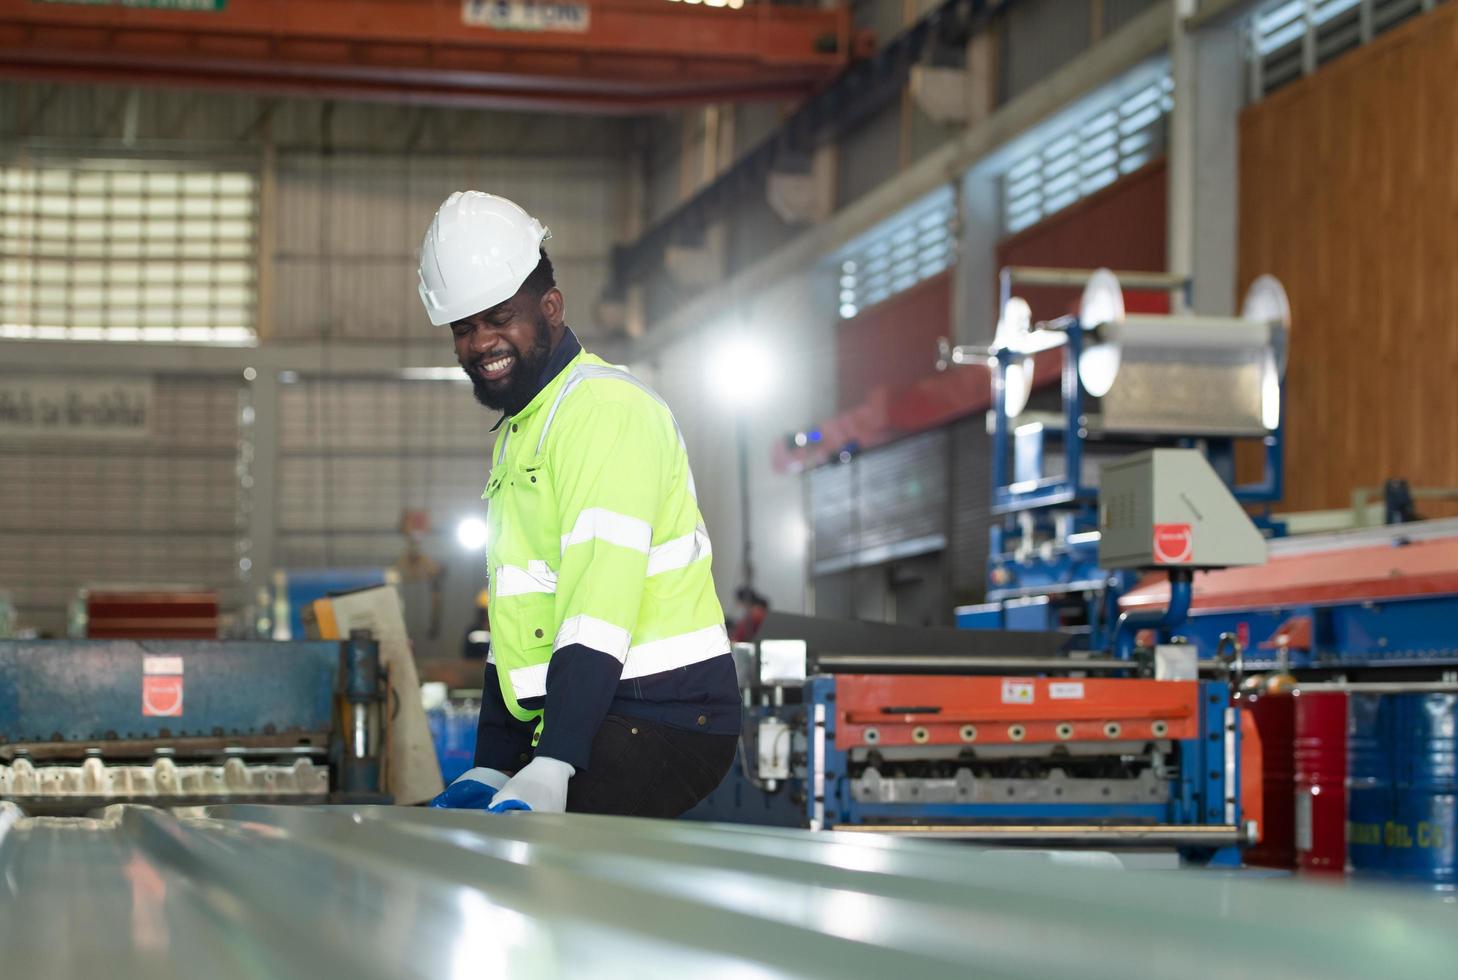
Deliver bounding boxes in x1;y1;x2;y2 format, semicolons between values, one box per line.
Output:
756;612;1070;659
2;803;1457;979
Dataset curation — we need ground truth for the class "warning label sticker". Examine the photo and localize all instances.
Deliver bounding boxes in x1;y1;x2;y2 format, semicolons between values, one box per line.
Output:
1152;523;1194;564
1001;680;1035;704
142;676;184;717
142;655;184;716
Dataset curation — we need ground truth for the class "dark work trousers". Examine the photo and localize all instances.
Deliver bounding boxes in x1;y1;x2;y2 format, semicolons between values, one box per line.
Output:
562;714;736;818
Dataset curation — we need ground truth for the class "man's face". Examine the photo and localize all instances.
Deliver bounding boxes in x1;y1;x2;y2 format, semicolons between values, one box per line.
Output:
452;287;563;415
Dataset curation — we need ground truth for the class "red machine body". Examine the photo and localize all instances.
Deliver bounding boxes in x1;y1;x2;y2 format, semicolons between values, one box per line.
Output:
1295;690;1348;874
1241;691;1297;868
86;590;219;640
833;675;1201;750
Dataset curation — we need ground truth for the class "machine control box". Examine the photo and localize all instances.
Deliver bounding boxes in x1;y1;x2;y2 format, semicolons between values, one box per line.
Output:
1098;449;1266;570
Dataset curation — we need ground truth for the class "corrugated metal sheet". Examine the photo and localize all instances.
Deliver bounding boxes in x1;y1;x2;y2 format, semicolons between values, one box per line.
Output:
4;802;1458;979
0;376;245;634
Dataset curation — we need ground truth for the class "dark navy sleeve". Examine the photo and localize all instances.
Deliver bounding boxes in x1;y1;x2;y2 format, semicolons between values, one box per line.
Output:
473;659;537;771
532;643;620;771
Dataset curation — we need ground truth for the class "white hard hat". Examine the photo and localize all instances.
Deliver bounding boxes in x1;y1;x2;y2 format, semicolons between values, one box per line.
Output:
417;191;551;327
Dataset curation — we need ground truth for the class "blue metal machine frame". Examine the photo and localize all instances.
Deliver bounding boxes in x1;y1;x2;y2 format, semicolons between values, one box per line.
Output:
1158;593;1458;672
967;288;1287;653
0;640;339;744
0;638;388;802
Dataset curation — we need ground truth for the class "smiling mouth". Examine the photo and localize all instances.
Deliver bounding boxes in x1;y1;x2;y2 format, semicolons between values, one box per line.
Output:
475;352;516;382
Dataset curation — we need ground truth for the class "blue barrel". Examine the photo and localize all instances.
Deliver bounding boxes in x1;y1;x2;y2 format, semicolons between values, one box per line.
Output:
1389;694;1458;892
1345;693;1393;877
437;700;479;784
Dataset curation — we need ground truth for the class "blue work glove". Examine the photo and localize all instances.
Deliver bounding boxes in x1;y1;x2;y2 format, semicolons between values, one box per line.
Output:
428;767;511;810
487;757;575;814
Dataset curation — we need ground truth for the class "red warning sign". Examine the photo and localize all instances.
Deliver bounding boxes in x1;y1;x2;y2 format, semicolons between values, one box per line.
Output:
1152;523;1194;564
142;675;184;717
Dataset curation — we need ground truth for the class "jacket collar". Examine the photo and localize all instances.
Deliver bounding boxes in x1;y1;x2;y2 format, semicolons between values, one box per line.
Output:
491;327;582;432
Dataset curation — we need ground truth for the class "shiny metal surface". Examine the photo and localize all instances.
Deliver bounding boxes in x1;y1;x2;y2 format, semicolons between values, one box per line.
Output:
831;824;1246;845
4;803;1458;979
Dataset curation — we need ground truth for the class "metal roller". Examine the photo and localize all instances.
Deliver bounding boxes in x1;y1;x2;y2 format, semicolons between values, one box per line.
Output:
990;296;1055;417
1077;268;1290;436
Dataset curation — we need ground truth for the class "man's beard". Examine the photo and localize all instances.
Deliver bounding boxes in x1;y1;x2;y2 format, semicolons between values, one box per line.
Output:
462;317;553;415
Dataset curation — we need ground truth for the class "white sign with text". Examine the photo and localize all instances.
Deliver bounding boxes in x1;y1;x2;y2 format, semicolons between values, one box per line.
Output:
462;0;590;33
0;378;153;440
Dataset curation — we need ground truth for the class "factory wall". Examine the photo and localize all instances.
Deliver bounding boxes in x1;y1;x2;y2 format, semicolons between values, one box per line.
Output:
1237;2;1458;512
0;82;632;637
835;272;952;412
272;153;621;343
274;376;496;659
1;83;631;345
0;374;246;636
996;158;1170;322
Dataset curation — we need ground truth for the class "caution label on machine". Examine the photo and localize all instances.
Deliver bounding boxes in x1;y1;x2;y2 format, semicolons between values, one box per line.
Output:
1000;680;1035;704
142;656;184;717
1152;523;1194;564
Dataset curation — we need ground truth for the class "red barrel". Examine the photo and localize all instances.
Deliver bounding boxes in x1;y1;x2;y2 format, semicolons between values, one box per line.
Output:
1294;690;1348;874
1243;691;1296;868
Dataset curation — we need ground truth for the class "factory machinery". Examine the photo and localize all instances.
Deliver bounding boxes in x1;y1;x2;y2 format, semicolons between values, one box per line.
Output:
0;632;388;810
951;266;1458;678
949;265;1290;647
693;450;1264;863
934;267;1458;885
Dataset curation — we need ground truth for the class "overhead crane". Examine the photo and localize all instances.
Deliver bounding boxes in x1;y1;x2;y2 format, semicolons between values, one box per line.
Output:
0;0;865;112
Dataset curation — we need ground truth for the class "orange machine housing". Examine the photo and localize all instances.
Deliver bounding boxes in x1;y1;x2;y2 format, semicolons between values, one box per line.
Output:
834;675;1202;750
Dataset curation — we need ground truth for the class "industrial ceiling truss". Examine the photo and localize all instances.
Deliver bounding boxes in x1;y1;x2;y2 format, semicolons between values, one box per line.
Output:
0;0;863;114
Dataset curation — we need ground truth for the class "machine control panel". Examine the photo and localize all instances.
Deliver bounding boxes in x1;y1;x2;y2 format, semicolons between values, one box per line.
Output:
1098;449;1267;570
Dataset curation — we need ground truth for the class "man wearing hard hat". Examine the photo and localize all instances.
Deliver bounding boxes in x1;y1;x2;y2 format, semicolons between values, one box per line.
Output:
421;192;740;816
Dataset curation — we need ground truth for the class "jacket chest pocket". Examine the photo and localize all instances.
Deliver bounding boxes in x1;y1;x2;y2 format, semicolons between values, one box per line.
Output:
485;454;559;660
484;453;557;564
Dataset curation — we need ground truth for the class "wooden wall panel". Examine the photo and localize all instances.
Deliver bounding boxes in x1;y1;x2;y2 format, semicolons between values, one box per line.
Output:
1238;4;1458;511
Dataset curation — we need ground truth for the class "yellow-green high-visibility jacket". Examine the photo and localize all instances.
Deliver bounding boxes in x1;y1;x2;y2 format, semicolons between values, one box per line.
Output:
479;347;740;771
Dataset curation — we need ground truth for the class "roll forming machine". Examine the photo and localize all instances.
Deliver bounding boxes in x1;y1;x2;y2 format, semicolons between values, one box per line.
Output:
694;449;1268;860
0;633;387;810
693;613;1244;862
